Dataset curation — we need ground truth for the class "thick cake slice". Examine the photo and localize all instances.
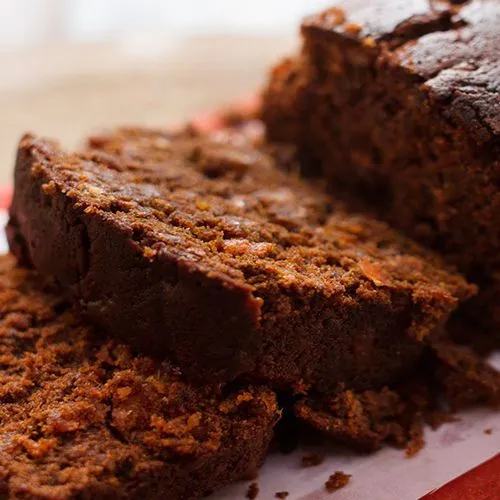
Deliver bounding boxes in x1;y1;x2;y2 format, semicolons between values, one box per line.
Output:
0;255;278;500
262;0;500;335
8;127;474;396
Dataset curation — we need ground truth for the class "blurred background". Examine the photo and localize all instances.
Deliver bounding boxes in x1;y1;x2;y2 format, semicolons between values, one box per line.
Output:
0;0;332;183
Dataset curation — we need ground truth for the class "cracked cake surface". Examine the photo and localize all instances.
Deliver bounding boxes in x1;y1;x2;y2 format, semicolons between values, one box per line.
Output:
8;126;474;397
262;0;500;336
0;255;278;500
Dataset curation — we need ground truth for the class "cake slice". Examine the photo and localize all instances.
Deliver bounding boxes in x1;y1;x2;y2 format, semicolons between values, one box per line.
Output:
262;0;500;335
8;126;474;397
0;254;278;499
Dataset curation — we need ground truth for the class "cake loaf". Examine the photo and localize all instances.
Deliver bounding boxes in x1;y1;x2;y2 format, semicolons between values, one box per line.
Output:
0;255;277;500
8;126;474;397
262;0;500;334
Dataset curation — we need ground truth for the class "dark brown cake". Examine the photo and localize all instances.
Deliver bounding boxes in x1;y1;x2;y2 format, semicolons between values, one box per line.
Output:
262;0;500;335
295;337;500;453
8;127;474;397
0;254;278;500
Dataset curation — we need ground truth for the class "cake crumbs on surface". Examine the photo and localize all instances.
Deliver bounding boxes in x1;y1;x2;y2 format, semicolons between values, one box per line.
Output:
301;452;325;468
484;428;493;435
325;471;351;493
405;421;425;458
344;22;362;36
318;6;346;26
246;482;259;499
275;492;289;499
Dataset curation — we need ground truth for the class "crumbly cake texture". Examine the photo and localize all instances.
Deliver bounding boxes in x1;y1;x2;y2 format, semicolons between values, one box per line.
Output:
8;127;475;399
0;255;278;500
296;338;500;453
325;471;351;493
262;0;500;334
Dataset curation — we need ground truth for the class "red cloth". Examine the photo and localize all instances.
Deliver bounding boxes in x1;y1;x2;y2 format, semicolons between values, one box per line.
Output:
421;453;500;500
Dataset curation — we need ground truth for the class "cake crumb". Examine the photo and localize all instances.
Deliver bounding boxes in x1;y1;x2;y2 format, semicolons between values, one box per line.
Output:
325;471;351;493
363;36;376;48
275;492;289;499
344;23;362;36
320;7;346;26
301;452;325;467
484;428;493;435
406;436;425;457
246;482;259;499
405;421;425;458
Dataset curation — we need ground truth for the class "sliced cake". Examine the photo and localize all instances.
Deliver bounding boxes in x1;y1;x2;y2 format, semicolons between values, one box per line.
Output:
0;255;278;499
262;0;500;335
8;127;474;397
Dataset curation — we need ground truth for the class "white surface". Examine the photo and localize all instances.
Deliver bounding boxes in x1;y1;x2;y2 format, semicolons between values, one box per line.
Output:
0;210;498;500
